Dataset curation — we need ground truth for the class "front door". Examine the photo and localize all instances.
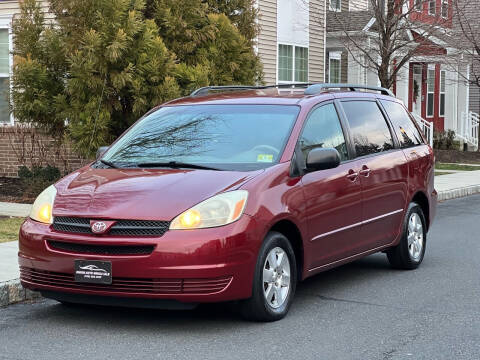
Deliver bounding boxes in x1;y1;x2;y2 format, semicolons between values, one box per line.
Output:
412;65;423;116
299;102;363;269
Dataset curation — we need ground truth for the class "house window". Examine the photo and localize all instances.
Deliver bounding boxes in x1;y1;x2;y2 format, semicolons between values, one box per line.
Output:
0;28;10;124
278;44;308;83
439;70;446;117
330;0;341;12
329;52;341;83
428;0;436;15
441;0;448;18
427;67;435;117
414;0;423;11
295;47;308;82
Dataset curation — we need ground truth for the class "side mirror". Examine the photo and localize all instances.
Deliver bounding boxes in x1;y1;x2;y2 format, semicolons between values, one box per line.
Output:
96;146;109;159
306;148;341;172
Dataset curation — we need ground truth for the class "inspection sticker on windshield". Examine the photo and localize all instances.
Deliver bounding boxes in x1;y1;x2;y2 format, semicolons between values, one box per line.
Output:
257;154;274;163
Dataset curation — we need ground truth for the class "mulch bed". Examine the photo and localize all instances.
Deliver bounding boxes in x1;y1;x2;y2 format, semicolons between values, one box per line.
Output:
0;177;36;203
434;150;480;164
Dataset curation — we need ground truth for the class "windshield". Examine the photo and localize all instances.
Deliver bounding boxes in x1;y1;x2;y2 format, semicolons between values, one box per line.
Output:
102;105;300;171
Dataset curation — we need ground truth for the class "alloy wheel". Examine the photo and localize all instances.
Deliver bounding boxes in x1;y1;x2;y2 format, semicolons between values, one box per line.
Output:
407;212;424;261
263;247;291;309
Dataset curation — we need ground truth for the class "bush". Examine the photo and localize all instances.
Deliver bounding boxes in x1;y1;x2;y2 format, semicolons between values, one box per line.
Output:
18;165;61;198
12;0;262;158
433;130;457;150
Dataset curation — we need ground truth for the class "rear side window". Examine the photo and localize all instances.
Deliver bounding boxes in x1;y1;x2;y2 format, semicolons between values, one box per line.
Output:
341;101;394;157
381;100;423;148
299;103;349;163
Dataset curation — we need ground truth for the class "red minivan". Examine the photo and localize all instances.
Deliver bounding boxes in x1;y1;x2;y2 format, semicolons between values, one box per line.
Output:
19;84;437;321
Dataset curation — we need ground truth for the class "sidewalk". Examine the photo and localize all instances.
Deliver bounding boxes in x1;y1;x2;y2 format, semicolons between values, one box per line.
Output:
0;241;39;306
435;170;480;201
0;202;31;217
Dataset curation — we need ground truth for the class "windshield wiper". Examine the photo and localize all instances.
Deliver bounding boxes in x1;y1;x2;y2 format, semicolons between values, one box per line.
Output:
136;161;221;171
99;159;118;168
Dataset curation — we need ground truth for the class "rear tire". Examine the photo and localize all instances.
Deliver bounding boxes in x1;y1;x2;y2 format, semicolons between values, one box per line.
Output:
240;231;297;322
387;203;426;270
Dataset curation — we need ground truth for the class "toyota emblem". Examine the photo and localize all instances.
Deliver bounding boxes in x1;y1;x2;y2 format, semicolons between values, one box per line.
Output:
91;221;107;233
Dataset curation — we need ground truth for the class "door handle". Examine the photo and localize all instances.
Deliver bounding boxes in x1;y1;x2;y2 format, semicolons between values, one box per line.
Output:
359;165;371;177
346;169;359;181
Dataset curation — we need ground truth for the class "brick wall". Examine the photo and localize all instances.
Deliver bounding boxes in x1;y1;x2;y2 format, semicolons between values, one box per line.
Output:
0;126;90;178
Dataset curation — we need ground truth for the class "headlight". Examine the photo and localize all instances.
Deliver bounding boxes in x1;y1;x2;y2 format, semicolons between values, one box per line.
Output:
30;185;57;224
170;190;248;230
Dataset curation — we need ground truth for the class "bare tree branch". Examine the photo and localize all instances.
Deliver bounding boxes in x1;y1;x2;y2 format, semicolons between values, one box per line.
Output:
329;0;449;89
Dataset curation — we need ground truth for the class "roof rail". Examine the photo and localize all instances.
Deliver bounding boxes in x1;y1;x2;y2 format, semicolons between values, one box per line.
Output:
190;83;314;97
304;83;394;97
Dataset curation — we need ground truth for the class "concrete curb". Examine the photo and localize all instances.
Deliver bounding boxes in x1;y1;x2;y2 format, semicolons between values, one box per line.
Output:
0;279;41;307
437;184;480;202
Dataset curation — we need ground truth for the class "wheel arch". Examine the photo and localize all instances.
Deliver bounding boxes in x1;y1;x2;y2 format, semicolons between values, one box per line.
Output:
269;219;305;281
411;191;430;230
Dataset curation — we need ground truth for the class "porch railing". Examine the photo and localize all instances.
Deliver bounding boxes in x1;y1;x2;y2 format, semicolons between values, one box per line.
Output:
411;113;434;148
459;111;479;149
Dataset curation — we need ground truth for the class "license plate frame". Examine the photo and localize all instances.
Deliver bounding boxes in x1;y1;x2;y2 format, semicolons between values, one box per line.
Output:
74;260;112;284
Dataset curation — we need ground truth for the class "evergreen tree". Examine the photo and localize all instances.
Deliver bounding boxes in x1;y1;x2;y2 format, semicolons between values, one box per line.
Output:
206;0;258;45
12;0;67;138
12;0;262;157
149;0;262;90
198;14;261;85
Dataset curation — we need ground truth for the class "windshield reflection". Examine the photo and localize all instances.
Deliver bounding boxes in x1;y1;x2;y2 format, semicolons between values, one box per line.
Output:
103;105;300;171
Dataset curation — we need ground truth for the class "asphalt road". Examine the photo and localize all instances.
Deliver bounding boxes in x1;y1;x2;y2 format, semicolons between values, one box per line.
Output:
1;195;480;360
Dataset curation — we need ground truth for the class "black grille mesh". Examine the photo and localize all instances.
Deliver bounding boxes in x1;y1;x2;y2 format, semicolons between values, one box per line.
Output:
47;240;155;255
52;217;170;237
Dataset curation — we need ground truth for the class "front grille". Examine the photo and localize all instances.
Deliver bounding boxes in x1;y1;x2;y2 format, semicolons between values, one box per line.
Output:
47;240;154;255
52;217;170;237
20;267;232;295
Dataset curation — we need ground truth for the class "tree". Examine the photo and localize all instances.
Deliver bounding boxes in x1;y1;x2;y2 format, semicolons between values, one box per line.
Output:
11;0;68;138
12;0;262;157
450;0;480;150
205;0;259;45
330;0;448;89
451;0;480;87
148;0;262;90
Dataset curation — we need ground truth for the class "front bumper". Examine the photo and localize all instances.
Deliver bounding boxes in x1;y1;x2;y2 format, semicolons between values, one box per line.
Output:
19;215;260;303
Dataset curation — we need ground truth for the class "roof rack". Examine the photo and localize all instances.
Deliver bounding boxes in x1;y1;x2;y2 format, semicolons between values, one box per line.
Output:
190;83;313;97
304;83;394;97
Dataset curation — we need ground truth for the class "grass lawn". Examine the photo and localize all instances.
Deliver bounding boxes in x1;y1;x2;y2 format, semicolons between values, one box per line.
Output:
435;163;480;171
435;171;454;176
0;217;25;243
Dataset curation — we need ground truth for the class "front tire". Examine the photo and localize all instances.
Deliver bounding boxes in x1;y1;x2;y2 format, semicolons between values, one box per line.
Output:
240;231;297;322
387;203;427;270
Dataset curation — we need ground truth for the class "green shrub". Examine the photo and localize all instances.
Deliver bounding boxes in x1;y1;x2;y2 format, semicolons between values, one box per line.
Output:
18;165;61;198
12;0;262;158
433;130;457;150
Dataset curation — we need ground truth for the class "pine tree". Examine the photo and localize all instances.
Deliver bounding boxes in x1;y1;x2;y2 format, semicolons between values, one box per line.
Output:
149;0;262;90
13;0;179;156
198;14;261;85
11;0;67;138
206;0;258;45
12;0;262;157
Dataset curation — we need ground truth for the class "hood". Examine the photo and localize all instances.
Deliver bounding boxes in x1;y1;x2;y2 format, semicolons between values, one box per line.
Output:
53;166;263;220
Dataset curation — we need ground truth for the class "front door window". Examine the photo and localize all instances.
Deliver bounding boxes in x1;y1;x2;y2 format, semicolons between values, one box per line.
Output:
412;65;422;116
